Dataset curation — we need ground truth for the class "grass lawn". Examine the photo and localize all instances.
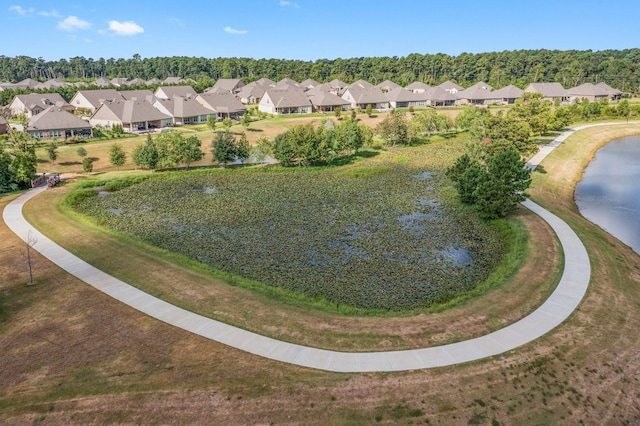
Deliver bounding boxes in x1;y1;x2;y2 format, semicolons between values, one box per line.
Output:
1;123;640;424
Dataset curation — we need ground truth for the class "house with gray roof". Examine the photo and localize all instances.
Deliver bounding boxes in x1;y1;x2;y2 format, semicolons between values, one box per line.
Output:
348;79;375;90
119;89;156;103
486;85;524;104
162;76;186;85
28;106;92;140
154;85;197;100
307;91;351;112
406;81;431;93
385;87;427;108
258;89;312;115
376;80;401;93
195;92;247;119
9;93;73;117
300;78;320;89
423;86;458;106
69;89;125;112
456;82;493;105
207;78;245;94
341;86;389;110
93;77;112;87
524;82;569;103
153;96;216;125
126;78;146;86
146;78;162;85
236;82;267;104
568;83;613;102
110;77;129;87
90;100;172;132
438;80;464;94
595;82;622;100
15;78;40;89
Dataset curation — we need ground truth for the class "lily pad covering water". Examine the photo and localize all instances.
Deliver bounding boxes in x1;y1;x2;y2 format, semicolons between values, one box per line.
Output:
74;156;505;311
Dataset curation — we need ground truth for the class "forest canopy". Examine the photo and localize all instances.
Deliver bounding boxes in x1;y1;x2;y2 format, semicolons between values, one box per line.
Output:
1;49;639;92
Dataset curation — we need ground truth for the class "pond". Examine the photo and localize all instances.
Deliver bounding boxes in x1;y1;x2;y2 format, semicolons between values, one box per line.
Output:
575;136;640;254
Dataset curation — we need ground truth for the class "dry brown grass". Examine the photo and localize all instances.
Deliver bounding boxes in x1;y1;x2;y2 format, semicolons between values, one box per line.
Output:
2;124;640;424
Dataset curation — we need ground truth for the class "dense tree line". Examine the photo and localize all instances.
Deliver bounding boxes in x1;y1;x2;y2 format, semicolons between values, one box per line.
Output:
2;49;639;92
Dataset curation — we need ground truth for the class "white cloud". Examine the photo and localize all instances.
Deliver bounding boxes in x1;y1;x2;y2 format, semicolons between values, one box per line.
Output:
39;9;62;18
107;20;144;36
8;5;34;16
58;16;91;31
279;0;300;8
224;26;248;35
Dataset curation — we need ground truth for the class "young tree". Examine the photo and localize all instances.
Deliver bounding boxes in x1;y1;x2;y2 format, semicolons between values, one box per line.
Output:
334;107;342;120
206;115;217;131
212;130;237;166
132;135;159;170
250;136;272;163
45;142;58;164
365;104;373;117
76;146;88;159
335;118;369;156
154;131;183;169
508;92;552;135
236;132;250;164
174;135;204;169
376;109;409;146
240;113;251;128
82;157;94;173
109;143;126;169
222;118;233;130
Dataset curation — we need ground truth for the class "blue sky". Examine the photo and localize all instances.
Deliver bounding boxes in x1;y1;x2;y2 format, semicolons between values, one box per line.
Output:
3;0;640;61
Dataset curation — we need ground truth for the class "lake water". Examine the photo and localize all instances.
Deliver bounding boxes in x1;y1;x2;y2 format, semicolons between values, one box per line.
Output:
575;136;640;254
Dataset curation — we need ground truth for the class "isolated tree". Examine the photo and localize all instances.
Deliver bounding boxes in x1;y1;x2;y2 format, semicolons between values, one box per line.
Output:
109;143;126;169
335;118;369;156
508;92;552;135
82;157;94;173
45;142;58;164
132;135;159;170
236;132;250;163
376;109;409;146
76;146;88;159
174;135;204;169
334;107;342;120
365;104;373;117
446;154;482;204
212;130;237;166
222;118;232;130
154;131;183;169
350;109;357;120
240;113;251;128
250;136;272;163
206;115;217;131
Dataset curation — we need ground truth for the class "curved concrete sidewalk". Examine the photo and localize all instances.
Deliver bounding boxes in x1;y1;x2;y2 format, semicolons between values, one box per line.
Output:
3;125;601;373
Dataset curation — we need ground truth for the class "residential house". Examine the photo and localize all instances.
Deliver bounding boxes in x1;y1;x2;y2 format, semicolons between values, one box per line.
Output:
456;82;493;105
28;106;92;140
153;96;216;125
438;80;464;94
524;82;570;103
15;78;40;89
486;85;523;104
568;83;612;102
348;79;375;90
236;82;267;104
154;85;197;100
146;78;162;85
119;89;156;102
405;81;431;93
328;78;348;94
37;79;69;89
93;77;112;87
110;77;129;87
307;91;351;112
69;89;125;112
254;77;276;87
385;87;427;108
300;78;320;89
90;100;172;132
162;76;186;85
376;80;401;93
126;77;146;86
341;86;389;110
195;92;247;119
207;78;245;94
258;89;312;115
9;93;73;117
423;86;458;106
595;82;622;100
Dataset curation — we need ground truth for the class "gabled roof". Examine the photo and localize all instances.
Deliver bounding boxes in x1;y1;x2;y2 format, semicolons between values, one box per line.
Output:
568;82;610;97
16;78;40;88
154;96;215;118
524;82;569;97
155;85;197;99
488;85;524;99
236;82;267;100
196;92;247;113
300;78;320;89
254;77;276;87
146;78;162;85
208;78;245;94
376;79;401;91
465;81;493;91
595;82;622;95
126;78;146;85
406;81;431;91
438;80;464;92
424;86;458;102
28;107;91;131
38;79;68;89
111;77;129;86
349;79;375;89
385;87;427;103
93;100;171;123
328;79;348;90
456;85;493;100
305;84;333;96
119;89;156;102
342;86;388;104
262;89;312;108
74;89;124;108
13;93;71;110
307;91;350;107
163;76;185;84
93;77;112;87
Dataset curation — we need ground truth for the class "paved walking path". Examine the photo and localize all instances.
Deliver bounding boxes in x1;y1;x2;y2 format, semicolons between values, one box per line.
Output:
5;124;613;373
